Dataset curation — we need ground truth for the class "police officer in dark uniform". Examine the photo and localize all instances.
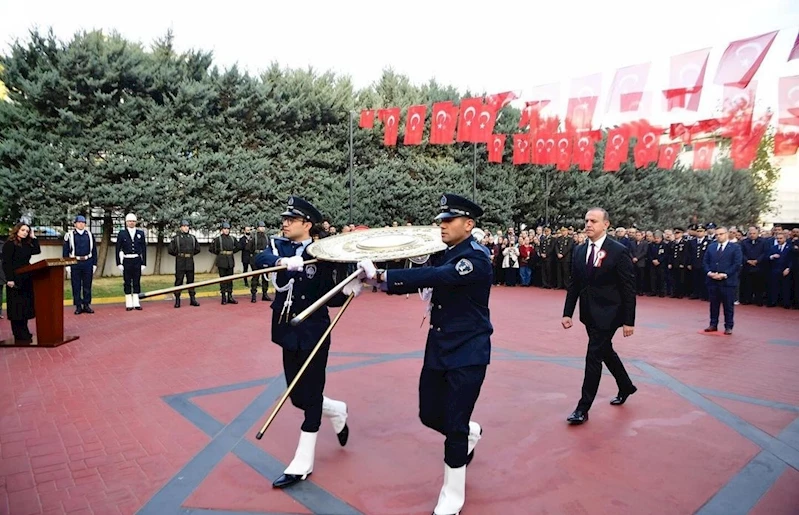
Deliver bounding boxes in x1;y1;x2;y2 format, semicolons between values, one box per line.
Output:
688;225;711;300
668;227;689;298
115;213;147;311
253;196;351;490
246;221;272;303
648;231;667;297
210;222;240;305
363;193;493;515
555;226;574;289
167;220;201;308
63;215;98;314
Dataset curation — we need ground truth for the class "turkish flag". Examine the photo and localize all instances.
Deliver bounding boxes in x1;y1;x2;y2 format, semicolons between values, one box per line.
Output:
486;91;517;111
566;73;602;131
573;130;601;171
359;109;375;129
472;103;498;144
607;62;651;113
714;31;777;88
663;48;710;111
530;132;550;165
720;82;757;138
789;32;799;62
488;134;506;163
553;133;572;171
456;97;484;143
657;143;681;169
429;102;458;145
403;105;427;146
775;126;799;156
603;127;629;172
778;76;799;126
692;141;715;170
378;108;400;146
512;134;531;165
519;83;560;128
731;113;770;169
633;123;662;168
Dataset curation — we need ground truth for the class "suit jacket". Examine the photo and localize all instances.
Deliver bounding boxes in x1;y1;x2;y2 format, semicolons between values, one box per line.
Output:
563;236;636;331
702;241;743;287
765;242;792;274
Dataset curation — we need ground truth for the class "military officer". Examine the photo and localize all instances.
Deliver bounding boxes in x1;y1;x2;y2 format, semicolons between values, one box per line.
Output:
62;215;98;314
246;221;272;303
555;226;574;289
167;220;201;308
362;193;493;515
209;222;241;305
689;225;711;300
253;196;351;489
115;213;147;311
668;227;689;298
647;231;667;297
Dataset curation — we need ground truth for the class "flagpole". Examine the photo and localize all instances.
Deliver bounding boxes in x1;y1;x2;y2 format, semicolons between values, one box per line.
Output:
472;143;477;201
349;110;354;224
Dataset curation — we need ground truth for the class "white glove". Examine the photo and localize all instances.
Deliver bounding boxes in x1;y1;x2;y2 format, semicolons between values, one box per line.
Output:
342;278;363;297
118;264;124;272
357;259;377;279
92;265;97;274
65;268;71;279
282;255;305;272
141;265;146;272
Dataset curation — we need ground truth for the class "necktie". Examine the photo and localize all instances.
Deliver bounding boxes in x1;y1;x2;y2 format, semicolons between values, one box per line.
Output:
587;243;595;273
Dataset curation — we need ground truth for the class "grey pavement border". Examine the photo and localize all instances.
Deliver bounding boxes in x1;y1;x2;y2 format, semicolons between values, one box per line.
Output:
768;338;799;347
140;346;799;515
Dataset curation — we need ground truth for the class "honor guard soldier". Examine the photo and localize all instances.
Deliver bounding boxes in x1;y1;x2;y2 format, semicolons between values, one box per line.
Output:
63;215;98;314
167;220;201;308
210;222;241;305
246;221;272;303
363;193;493;515
115;213;147;311
253;196;351;489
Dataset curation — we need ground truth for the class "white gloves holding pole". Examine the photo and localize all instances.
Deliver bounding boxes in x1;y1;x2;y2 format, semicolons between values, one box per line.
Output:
342;259;378;297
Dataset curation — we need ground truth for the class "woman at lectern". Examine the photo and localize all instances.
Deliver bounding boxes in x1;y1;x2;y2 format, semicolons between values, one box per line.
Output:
2;223;41;342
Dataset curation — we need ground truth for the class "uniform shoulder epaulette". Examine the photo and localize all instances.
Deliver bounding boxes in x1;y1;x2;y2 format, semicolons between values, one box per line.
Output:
470;240;491;258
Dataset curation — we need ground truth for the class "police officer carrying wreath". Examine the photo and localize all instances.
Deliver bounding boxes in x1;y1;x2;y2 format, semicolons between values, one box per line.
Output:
362;193;493;515
210;222;240;305
253;196;352;490
167;220;201;308
63;215;98;314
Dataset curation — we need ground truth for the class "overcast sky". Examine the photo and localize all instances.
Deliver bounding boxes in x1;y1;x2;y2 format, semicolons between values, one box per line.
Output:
2;0;799;128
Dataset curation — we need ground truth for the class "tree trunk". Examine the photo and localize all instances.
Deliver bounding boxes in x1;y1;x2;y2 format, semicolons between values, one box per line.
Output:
154;222;165;275
96;214;113;278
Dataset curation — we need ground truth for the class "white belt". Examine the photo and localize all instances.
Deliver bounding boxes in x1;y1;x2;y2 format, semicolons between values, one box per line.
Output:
122;254;140;258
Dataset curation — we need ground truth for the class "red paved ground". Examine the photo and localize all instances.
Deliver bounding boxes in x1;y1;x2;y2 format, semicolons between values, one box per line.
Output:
1;286;798;514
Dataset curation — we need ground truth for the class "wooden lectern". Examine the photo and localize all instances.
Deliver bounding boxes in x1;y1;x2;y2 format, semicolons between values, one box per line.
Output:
1;258;79;348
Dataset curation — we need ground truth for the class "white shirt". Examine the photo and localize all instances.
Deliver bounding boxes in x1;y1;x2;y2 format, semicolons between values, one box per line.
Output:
586;234;607;265
294;238;312;256
718;241;727;252
127;227;137;239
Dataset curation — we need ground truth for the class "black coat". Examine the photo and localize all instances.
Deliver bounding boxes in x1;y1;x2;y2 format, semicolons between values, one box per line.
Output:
2;238;42;321
563;236;636;331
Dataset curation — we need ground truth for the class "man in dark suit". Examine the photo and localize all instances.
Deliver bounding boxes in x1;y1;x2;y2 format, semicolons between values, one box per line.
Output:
562;207;637;425
702;226;743;335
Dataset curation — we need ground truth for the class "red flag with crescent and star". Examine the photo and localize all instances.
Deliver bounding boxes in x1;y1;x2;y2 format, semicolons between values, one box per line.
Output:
566;73;602;131
657;143;681;169
663;48;710;111
778;76;799;125
607;62;651;113
429;102;458;145
488;134;506;163
714;31;777;88
512;134;531;165
403;105;427;145
456;97;484;143
603;127;630;172
633;122;662;168
359;109;375;129
377;107;400;146
692;141;715;170
572;130;601;171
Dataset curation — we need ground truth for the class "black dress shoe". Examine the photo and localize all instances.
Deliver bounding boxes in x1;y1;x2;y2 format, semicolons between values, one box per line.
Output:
83;305;94;314
74;306;83;315
704;326;718;332
610;385;638;405
724;328;733;335
337;424;349;446
134;306;143;311
567;410;588;424
272;472;310;488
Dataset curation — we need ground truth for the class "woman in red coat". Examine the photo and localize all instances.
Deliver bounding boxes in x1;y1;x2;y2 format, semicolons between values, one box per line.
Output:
2;223;41;342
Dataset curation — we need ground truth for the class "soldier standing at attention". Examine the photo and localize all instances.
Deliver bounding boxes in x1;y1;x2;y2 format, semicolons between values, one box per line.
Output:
115;213;147;311
246;221;272;303
63;215;98;315
210;222;240;305
167;219;201;308
362;193;493;515
239;226;253;287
